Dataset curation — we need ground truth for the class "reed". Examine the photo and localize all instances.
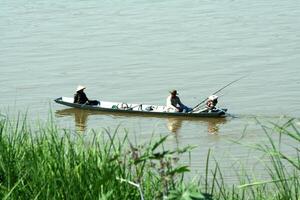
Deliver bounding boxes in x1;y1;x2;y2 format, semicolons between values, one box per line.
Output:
0;114;197;199
0;113;299;200
199;118;300;200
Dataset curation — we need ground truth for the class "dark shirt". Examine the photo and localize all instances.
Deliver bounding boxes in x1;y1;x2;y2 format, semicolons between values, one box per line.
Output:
74;91;89;104
171;96;184;108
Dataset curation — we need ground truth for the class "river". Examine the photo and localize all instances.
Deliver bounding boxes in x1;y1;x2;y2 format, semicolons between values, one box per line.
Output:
1;0;300;182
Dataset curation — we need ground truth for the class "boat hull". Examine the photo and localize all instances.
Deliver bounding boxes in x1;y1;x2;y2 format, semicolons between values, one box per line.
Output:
54;97;227;118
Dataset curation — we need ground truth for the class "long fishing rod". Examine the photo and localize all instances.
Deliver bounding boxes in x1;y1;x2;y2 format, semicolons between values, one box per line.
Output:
191;75;247;111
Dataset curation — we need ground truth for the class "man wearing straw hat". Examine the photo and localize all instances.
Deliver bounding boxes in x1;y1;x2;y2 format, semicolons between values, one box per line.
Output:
74;85;99;105
166;90;191;112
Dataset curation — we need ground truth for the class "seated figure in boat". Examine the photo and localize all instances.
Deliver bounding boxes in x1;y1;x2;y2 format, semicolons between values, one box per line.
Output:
166;90;191;112
205;95;218;112
74;85;100;106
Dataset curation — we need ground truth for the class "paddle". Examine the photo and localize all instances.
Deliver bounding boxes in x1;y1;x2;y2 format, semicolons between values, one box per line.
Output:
190;75;247;112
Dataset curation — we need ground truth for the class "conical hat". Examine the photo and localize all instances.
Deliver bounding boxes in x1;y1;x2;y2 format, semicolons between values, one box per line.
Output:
76;85;86;92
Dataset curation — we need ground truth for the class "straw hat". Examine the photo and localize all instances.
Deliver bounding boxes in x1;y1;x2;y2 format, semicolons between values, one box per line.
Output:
76;85;86;92
208;95;218;100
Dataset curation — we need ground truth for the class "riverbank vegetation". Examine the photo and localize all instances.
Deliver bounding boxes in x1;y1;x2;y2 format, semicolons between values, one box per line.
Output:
0;114;299;199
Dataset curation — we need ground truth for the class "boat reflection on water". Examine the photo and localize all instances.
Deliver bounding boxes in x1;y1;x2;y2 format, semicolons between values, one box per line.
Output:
166;117;227;134
166;118;183;134
55;108;228;134
55;108;90;132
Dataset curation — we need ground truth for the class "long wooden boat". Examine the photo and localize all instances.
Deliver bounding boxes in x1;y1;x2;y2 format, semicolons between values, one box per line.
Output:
54;97;228;118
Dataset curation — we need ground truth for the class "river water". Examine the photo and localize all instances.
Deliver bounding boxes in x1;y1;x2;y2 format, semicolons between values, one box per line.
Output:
1;0;300;182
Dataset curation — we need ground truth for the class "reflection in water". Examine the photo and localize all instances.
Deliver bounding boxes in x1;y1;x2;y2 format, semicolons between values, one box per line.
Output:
166;117;227;135
167;118;182;134
56;108;228;134
74;112;88;132
207;119;223;134
56;108;89;132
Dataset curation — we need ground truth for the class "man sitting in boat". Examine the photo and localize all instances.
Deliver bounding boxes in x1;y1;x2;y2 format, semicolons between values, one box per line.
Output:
74;85;100;106
166;90;191;112
205;95;218;111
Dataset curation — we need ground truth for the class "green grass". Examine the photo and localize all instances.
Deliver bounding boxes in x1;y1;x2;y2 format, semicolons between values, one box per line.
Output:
0;113;299;200
0;115;199;199
200;118;300;200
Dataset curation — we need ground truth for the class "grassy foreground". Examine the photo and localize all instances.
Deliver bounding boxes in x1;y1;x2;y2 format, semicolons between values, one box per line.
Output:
0;115;299;200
